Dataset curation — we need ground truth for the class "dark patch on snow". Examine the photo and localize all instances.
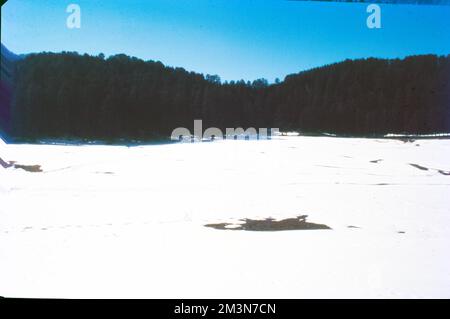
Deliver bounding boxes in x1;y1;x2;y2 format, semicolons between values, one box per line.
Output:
409;163;450;175
398;138;416;143
398;231;406;234
14;164;43;173
409;163;429;171
370;159;383;163
205;215;331;232
0;157;13;168
1;157;43;172
347;225;360;229
316;165;341;169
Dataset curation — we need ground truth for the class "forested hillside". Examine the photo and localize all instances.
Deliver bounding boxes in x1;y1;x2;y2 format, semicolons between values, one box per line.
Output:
1;44;21;136
9;52;450;140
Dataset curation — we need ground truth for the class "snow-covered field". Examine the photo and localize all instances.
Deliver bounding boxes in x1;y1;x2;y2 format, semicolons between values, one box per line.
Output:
1;136;449;298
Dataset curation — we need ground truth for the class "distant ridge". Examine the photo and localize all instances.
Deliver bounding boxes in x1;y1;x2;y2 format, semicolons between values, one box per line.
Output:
1;44;21;63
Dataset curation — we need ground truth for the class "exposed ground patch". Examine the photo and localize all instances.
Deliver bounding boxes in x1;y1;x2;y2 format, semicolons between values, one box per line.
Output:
409;163;450;176
0;157;13;168
205;215;331;232
409;163;429;171
398;138;416;143
1;157;43;172
13;164;43;173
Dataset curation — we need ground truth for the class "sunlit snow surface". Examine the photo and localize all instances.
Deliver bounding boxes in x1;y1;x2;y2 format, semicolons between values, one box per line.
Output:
1;136;449;298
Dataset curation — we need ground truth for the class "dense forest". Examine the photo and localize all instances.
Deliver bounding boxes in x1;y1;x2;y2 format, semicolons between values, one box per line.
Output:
1;44;20;136
8;52;450;140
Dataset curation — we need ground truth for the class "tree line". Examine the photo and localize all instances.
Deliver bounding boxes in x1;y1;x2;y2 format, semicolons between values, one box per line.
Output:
9;52;450;140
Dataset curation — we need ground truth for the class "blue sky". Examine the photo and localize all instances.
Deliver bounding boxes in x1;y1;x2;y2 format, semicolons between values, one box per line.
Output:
2;0;450;82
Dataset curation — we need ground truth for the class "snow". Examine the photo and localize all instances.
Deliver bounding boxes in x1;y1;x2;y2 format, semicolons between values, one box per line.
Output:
1;136;450;298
